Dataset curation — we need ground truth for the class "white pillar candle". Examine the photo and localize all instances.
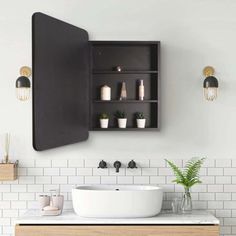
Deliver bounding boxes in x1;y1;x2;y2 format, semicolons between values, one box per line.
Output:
101;85;111;100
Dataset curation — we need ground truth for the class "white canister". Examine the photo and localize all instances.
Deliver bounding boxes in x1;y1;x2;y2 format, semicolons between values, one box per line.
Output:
118;118;127;128
136;119;146;128
52;195;64;210
100;119;109;128
38;195;50;210
101;85;111;100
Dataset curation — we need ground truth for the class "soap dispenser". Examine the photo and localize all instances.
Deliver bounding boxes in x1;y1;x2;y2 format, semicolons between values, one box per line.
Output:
52;189;64;211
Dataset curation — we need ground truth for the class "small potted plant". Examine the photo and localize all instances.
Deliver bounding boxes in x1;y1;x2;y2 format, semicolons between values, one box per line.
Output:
99;113;109;128
135;112;146;128
165;157;205;213
115;111;127;128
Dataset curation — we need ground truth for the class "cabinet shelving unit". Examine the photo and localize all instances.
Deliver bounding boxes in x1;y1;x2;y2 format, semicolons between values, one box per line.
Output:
90;41;160;131
33;14;161;150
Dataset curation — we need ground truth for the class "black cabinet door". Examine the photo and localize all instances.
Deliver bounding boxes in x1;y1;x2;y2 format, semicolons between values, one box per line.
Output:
32;13;89;151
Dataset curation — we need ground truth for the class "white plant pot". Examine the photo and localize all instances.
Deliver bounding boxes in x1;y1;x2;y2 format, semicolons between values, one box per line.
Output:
137;119;146;128
100;119;109;128
118;118;127;128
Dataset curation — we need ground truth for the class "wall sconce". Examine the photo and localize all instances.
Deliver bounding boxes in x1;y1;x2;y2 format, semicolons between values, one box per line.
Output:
203;66;219;101
16;66;32;101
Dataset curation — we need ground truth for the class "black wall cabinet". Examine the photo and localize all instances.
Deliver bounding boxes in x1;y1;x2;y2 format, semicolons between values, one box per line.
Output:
32;13;160;151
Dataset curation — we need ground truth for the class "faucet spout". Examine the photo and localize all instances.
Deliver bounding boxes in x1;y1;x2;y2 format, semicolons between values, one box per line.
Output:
114;161;121;173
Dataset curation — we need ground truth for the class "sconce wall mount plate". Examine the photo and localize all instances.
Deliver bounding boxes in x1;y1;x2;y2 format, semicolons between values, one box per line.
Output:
20;66;32;77
203;66;215;77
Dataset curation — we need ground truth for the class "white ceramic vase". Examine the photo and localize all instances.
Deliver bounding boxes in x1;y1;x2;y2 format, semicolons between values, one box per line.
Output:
118;118;127;128
137;119;146;128
100;119;109;128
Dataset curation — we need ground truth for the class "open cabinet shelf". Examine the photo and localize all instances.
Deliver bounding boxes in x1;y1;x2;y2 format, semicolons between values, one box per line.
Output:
93;100;158;103
93;70;158;74
93;128;158;131
90;41;160;131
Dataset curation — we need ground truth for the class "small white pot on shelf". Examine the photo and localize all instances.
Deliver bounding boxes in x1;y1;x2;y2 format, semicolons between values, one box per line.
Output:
100;119;109;128
136;119;146;128
118;118;127;128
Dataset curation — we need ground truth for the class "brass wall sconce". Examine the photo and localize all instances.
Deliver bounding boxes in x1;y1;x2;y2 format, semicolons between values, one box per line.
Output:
16;66;32;101
203;66;219;101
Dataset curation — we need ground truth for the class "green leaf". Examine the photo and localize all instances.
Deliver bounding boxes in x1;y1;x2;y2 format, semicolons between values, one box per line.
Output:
165;157;205;189
165;159;185;185
184;157;205;187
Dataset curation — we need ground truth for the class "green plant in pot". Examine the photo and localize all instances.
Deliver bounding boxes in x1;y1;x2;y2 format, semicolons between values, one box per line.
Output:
115;111;127;128
165;157;205;213
99;113;109;128
135;112;146;128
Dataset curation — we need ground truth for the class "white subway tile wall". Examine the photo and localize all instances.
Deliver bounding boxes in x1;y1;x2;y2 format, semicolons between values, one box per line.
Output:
0;159;235;236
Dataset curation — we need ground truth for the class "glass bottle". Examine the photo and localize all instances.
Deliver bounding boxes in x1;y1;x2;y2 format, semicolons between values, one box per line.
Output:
181;188;192;213
171;198;180;214
139;80;144;100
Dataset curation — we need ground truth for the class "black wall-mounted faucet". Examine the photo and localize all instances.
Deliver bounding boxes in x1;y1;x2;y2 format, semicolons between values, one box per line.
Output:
113;161;121;173
98;160;107;169
127;160;137;169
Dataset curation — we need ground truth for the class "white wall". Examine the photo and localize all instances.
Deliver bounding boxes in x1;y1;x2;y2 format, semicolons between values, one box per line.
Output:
0;0;236;160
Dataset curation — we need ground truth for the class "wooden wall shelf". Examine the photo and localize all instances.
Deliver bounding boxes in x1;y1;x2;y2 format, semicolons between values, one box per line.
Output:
90;41;160;131
0;161;18;181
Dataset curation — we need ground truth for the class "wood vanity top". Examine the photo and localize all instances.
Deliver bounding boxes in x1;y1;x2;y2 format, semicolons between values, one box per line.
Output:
16;210;219;225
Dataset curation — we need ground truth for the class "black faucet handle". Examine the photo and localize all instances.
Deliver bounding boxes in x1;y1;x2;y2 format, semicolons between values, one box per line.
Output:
113;161;121;173
98;160;107;169
128;160;137;169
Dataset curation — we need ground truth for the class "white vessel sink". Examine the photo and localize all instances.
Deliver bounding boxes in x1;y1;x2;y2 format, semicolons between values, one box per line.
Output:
72;185;163;218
